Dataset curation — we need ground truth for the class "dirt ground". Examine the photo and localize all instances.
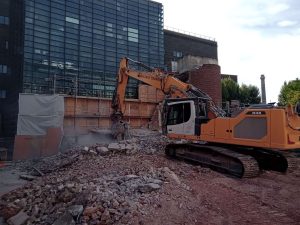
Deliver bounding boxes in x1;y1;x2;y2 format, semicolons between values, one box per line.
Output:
0;132;300;225
138;153;300;225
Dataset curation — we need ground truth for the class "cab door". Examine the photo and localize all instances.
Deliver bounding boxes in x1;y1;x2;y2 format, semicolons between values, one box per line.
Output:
166;100;195;136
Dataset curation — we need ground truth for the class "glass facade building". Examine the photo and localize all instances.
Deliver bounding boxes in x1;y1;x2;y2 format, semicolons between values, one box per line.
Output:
23;0;164;98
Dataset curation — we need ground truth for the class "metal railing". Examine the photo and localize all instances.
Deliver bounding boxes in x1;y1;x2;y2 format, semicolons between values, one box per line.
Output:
164;26;216;41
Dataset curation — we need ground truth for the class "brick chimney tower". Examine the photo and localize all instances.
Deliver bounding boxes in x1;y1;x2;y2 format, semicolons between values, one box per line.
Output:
260;74;266;104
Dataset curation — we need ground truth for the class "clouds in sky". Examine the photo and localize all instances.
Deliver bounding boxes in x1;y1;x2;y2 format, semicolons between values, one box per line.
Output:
157;0;300;102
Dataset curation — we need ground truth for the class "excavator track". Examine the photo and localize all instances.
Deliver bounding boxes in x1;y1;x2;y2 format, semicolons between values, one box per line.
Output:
286;157;298;172
226;147;298;173
165;143;260;178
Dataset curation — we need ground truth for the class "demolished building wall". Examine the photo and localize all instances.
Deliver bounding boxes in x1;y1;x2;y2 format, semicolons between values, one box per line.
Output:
13;94;64;160
64;85;164;135
11;85;164;160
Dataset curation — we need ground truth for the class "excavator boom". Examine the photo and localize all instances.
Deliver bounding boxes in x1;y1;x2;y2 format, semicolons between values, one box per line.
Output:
112;58;224;114
112;58;199;115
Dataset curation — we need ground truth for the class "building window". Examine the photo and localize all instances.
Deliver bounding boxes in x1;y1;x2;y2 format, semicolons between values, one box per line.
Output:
0;16;9;25
173;51;183;58
66;17;79;24
128;27;139;43
171;61;178;72
25;17;33;23
0;65;8;74
0;41;8;50
0;90;6;99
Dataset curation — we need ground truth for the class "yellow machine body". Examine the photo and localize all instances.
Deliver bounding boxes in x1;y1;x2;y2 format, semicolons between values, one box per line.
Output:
167;107;300;150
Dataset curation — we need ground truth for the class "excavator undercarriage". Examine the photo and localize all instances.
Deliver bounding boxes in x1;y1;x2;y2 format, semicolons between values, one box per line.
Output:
165;143;297;178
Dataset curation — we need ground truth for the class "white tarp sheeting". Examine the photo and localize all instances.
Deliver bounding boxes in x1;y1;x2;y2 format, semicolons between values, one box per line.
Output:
17;94;64;135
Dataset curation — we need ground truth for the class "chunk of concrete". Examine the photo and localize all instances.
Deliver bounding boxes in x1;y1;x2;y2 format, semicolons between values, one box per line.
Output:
163;167;181;184
96;146;110;155
7;210;29;225
137;183;161;193
124;174;139;181
52;212;75;225
19;175;35;181
68;205;83;218
108;143;120;151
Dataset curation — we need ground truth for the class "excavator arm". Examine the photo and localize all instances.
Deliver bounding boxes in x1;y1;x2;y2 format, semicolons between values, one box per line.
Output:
111;57;193;116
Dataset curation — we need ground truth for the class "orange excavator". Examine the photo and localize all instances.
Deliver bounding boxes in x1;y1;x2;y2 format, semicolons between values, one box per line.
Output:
111;58;300;178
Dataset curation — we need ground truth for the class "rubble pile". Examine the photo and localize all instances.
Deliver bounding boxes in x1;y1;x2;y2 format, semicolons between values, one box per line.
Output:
0;152;172;225
1;168;166;224
12;132;168;178
13;152;81;176
0;131;174;225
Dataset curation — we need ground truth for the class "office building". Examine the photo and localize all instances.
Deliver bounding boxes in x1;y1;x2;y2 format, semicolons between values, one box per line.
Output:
0;0;164;151
22;0;164;98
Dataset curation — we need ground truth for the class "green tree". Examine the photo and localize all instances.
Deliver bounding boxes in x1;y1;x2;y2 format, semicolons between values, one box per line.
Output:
221;78;261;104
240;84;261;104
221;78;240;102
278;78;300;106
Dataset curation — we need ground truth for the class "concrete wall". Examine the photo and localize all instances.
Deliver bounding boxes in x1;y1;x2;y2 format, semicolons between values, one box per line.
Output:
177;55;218;73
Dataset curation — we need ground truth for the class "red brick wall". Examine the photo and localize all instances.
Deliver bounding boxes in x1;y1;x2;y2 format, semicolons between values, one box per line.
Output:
189;64;222;105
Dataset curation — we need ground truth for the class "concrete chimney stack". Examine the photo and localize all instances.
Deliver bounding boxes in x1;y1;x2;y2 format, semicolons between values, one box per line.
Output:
260;74;266;104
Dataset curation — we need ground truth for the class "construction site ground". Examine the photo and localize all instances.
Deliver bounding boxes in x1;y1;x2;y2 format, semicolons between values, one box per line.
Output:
0;129;300;225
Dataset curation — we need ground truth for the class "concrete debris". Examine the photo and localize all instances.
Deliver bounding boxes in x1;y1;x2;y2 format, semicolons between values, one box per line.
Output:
0;203;20;220
83;206;98;217
124;174;139;180
101;208;111;222
0;131;169;225
88;150;97;155
96;146;109;155
137;183;161;193
107;143;120;151
19;175;35;181
7;210;29;225
162;167;181;185
52;212;75;225
32;166;44;177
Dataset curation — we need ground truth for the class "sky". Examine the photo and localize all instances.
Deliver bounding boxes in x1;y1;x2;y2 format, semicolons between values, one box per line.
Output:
156;0;300;103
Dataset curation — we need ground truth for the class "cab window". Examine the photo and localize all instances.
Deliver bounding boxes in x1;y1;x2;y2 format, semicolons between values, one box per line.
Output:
199;102;207;117
167;103;191;125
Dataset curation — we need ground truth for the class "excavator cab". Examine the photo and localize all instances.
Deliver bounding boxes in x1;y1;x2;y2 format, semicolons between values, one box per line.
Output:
165;100;195;136
163;98;210;137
